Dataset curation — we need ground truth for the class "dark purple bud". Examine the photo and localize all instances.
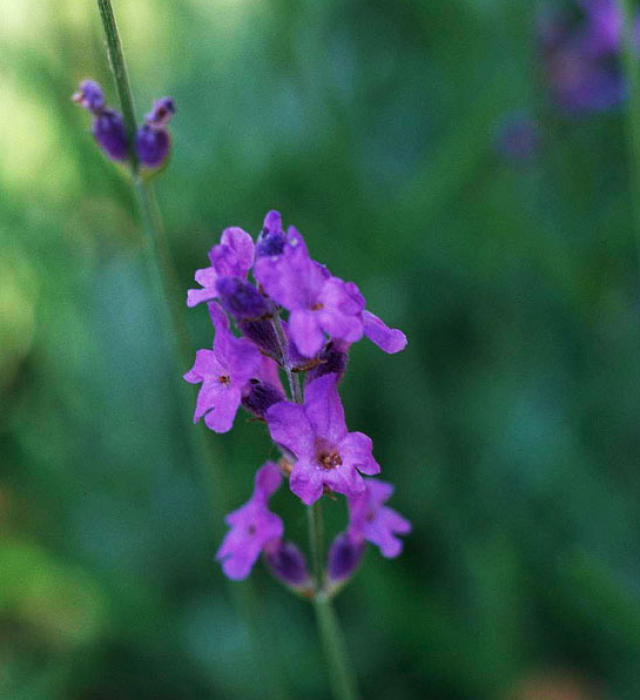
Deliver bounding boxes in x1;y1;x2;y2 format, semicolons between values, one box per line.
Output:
327;533;365;583
239;320;281;358
73;80;105;113
256;210;286;258
145;97;176;127
264;540;312;589
135;124;171;168
306;341;349;384
217;277;271;321
242;380;285;419
93;109;129;161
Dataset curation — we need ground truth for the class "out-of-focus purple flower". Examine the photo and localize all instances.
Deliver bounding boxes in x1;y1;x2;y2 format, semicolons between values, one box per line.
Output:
539;0;635;114
347;479;411;558
135;97;175;168
72;80;105;113
265;373;380;505
264;539;313;591
494;113;540;161
183;303;261;432
73;80;130;161
187;228;255;308
216;462;284;580
327;532;365;583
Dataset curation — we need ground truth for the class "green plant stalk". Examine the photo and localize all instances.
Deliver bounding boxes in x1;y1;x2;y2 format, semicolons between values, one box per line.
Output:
94;3;288;699
313;594;360;700
617;0;640;268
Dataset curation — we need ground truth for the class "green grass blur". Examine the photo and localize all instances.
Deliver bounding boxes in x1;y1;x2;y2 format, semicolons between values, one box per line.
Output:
2;0;640;698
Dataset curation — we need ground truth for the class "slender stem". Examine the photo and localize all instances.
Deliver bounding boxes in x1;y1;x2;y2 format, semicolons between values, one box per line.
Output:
94;4;289;699
308;501;324;589
617;0;640;271
313;596;360;700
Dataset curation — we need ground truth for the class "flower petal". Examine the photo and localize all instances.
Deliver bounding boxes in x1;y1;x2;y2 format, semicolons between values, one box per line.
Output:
265;401;314;457
363;310;407;354
304;373;347;443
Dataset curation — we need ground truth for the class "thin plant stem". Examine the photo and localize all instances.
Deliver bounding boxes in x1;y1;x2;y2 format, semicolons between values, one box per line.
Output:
308;501;324;589
313;595;360;700
94;3;289;699
617;0;640;270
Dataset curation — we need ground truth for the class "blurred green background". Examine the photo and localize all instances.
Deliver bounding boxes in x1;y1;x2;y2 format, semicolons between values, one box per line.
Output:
2;0;640;698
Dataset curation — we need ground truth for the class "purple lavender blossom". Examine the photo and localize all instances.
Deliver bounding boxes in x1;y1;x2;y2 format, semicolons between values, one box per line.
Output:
264;539;313;591
73;79;130;161
183;303;261;432
254;225;363;357
265;373;380;505
216;462;284;580
135;97;176;168
539;0;634;114
187;228;255;308
494;113;540;161
347;479;411;558
256;210;286;258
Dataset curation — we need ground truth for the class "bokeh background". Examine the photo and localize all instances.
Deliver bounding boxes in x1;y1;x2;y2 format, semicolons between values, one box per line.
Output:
2;0;640;698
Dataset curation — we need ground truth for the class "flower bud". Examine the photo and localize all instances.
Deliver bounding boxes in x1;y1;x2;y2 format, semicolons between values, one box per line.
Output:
256;210;286;258
327;533;365;584
93;110;129;162
72;80;105;113
306;341;349;384
216;277;271;321
146;97;175;127
264;540;313;592
242;380;285;419
135;125;170;167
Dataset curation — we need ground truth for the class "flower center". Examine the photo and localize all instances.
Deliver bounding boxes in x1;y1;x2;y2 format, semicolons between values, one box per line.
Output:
247;524;256;536
218;375;231;384
318;451;342;469
311;302;324;311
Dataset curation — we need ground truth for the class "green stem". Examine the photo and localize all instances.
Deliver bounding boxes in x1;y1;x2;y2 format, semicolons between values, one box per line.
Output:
308;500;324;589
94;3;289;699
617;0;640;269
313;596;360;700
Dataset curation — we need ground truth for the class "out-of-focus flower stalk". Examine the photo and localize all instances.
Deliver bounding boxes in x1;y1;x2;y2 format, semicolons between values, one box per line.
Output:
94;3;289;699
616;0;640;271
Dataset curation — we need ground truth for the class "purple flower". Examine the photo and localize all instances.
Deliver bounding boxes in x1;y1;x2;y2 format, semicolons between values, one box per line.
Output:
135;97;175;168
216;462;284;580
538;0;634;114
327;532;365;582
265;373;380;505
347;479;411;558
72;80;105;113
254;225;363;357
183;303;261;432
241;356;285;419
256;210;286;258
264;539;313;591
187;228;255;308
494;113;540;161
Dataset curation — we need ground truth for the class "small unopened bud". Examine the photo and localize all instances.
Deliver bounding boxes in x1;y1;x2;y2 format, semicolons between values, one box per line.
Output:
146;97;175;127
217;277;271;321
327;533;364;585
242;380;284;419
135;97;175;168
306;341;349;384
93;110;129;161
264;540;313;592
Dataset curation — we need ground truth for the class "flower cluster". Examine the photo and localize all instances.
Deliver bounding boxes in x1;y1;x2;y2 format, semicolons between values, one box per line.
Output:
73;80;175;168
538;0;640;114
185;211;410;594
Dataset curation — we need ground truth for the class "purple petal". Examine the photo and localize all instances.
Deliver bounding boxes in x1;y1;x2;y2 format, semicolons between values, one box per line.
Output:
363;311;407;354
219;227;255;278
340;431;380;476
265;401;315;457
304;373;347;443
255;461;283;500
187;267;219;307
289;459;325;505
289;309;325;358
183;349;223;383
203;385;242;433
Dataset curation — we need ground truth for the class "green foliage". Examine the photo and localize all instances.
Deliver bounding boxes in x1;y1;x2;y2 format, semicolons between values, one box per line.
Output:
1;0;640;698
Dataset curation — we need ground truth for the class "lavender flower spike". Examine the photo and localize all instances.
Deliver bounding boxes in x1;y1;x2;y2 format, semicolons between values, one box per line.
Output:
216;462;284;580
348;479;411;558
265;373;380;505
187;227;255;308
135;96;176;168
183;303;261;432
